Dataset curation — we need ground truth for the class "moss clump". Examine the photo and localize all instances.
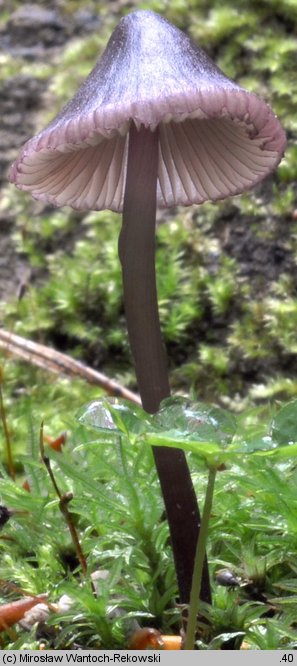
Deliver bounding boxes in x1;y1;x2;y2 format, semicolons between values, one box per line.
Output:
3;0;297;408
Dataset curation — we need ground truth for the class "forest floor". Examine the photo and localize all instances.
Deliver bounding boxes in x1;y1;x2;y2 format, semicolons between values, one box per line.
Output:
1;2;294;297
1;0;297;403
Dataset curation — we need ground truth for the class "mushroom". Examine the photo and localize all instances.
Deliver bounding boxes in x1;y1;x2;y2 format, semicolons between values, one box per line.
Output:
10;10;286;607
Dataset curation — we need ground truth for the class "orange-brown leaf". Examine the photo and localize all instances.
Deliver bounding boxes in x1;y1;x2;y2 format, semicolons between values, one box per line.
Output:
0;595;47;631
44;432;67;452
128;628;164;650
128;628;182;650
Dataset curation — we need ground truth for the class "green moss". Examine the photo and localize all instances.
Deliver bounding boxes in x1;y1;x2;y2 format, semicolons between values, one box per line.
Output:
4;0;297;409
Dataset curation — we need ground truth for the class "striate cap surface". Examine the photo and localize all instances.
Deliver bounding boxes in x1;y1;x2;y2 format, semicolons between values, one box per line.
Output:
10;10;286;212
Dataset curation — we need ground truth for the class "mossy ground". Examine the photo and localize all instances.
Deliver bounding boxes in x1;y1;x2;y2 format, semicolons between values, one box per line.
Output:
1;0;297;430
0;0;297;649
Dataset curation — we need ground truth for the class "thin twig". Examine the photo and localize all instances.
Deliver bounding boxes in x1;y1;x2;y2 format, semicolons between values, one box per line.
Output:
39;423;90;581
0;329;141;405
0;369;15;480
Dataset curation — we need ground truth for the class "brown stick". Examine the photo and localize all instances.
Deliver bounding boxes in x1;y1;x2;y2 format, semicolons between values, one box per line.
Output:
0;329;141;405
39;423;90;583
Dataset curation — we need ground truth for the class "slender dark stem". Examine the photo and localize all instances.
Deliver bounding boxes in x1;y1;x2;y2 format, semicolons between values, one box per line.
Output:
119;122;211;605
119;123;169;413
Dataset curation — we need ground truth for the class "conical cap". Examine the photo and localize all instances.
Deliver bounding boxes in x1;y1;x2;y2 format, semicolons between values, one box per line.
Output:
10;10;286;211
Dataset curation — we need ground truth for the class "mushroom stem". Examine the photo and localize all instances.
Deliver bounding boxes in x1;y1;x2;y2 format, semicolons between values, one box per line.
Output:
119;123;169;412
119;122;211;606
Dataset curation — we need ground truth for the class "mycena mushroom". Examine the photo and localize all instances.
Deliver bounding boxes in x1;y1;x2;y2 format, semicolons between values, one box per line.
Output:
10;10;286;607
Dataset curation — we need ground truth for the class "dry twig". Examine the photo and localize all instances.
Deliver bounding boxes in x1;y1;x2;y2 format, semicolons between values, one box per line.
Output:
0;329;141;405
39;423;91;582
0;367;15;480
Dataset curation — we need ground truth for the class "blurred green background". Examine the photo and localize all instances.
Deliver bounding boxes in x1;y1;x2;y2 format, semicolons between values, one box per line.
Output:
1;0;297;451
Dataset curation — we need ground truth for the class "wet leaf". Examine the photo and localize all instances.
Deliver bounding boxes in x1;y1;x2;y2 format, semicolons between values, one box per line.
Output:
77;397;297;466
151;396;237;447
77;399;152;439
77;400;119;434
270;399;297;446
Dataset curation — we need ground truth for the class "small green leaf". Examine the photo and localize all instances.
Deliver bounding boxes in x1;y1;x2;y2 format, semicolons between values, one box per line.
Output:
77;399;152;439
145;431;222;461
253;442;297;460
228;434;277;455
77;397;297;465
106;401;152;437
270;399;297;446
151;396;237;447
77;400;120;434
207;632;245;650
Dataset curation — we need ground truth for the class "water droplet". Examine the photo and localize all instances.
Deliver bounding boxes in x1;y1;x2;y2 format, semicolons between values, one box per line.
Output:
77;400;118;432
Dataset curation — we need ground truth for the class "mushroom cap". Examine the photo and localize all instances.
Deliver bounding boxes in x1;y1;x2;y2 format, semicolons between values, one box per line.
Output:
10;10;286;212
